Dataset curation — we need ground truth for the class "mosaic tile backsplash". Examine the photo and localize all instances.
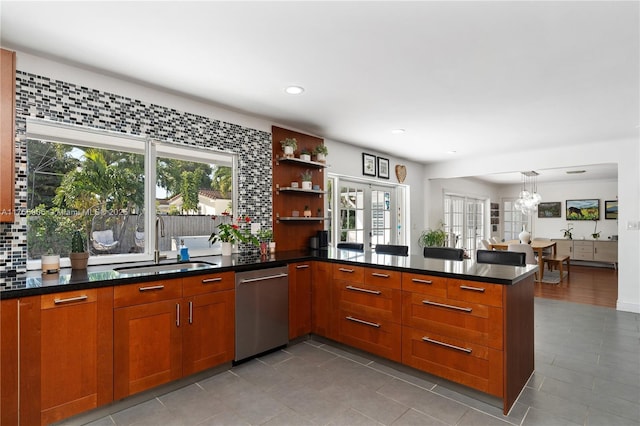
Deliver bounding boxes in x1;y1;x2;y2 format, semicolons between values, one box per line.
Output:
0;71;272;273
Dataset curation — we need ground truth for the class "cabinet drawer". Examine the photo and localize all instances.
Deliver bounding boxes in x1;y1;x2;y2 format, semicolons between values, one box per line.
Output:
364;267;401;289
114;278;182;308
183;272;234;297
402;293;503;350
402;326;503;397
337;309;401;362
402;273;447;298
332;263;365;282
41;289;98;309
335;281;401;323
447;279;503;307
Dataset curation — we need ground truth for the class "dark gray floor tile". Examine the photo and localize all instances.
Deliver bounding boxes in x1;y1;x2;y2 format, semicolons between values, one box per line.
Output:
260;407;316;425
258;348;294;366
456;409;513;426
522;406;582;426
326;408;381;425
518;387;588;425
390;408;448;425
586;407;640;426
368;361;438;391
195;410;251;425
83;417;116;426
593;376;640;404
111;398;179;426
533;361;595;390
158;383;226;425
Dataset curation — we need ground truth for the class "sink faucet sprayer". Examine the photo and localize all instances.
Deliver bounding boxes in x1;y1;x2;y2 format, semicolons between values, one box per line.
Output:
154;216;167;264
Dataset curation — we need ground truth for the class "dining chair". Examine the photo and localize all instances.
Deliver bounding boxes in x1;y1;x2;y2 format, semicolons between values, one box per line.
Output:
423;247;465;261
489;237;499;244
336;242;364;251
375;244;409;256
479;239;492;250
476;249;526;266
507;243;538;265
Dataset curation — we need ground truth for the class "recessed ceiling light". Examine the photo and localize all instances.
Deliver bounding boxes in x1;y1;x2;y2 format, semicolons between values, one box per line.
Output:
446;150;457;154
566;170;586;174
285;86;304;95
391;129;405;134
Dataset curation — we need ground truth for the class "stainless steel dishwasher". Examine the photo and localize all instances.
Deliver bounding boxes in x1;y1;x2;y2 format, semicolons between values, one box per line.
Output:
234;266;289;362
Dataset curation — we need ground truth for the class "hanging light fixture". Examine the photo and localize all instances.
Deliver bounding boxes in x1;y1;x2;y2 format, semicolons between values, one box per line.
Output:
514;171;541;215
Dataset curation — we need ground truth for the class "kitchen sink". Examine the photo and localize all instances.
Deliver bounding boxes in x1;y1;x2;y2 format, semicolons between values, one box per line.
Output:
115;261;218;275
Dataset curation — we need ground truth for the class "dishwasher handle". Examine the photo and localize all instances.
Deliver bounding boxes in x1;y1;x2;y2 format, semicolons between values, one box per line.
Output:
239;272;288;284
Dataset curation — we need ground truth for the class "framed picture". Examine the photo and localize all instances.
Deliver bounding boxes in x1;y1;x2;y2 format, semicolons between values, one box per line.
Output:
566;199;600;220
377;156;390;179
538;202;562;218
362;153;376;176
605;200;618;220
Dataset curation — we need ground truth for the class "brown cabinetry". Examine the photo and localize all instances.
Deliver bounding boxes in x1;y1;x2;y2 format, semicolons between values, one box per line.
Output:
1;299;19;425
333;265;402;362
272;126;327;251
1;48;16;223
289;262;312;339
18;288;113;425
401;273;534;414
311;260;335;339
114;273;234;399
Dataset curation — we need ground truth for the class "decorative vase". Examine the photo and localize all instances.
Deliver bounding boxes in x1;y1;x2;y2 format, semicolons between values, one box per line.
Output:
304;209;312;218
260;242;268;256
300;154;311;162
269;241;276;253
315;153;326;163
519;225;531;244
301;181;312;190
284;146;294;158
221;242;232;256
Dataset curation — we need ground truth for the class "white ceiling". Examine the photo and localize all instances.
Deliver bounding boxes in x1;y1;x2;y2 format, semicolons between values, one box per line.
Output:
1;1;637;184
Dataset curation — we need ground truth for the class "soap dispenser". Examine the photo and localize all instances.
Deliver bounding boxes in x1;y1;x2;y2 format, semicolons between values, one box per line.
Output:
179;239;190;262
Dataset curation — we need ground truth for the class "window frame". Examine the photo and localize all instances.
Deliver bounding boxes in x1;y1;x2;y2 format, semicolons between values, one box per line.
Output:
25;118;237;270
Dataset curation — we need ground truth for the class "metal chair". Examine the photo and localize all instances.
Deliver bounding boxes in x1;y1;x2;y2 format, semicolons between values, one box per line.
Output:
337;242;364;251
476;249;526;266
423;247;464;261
375;244;409;256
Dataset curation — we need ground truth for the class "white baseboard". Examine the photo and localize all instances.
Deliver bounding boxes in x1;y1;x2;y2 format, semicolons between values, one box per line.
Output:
616;300;640;314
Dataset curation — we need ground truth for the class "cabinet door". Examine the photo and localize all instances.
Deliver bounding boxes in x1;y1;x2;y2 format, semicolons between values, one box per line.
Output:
0;48;15;223
1;299;18;425
183;290;234;376
553;240;573;258
594;241;617;263
311;261;336;339
289;262;312;339
38;288;113;425
114;299;182;399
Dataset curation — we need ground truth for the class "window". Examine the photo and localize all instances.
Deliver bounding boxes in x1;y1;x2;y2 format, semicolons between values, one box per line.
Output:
502;199;527;241
328;175;407;250
25;119;235;269
443;193;486;258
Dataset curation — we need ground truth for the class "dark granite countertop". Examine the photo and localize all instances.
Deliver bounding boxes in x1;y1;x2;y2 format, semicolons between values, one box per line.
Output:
0;248;537;299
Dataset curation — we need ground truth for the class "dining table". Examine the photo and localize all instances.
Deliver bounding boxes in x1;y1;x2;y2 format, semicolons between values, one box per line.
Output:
488;239;557;282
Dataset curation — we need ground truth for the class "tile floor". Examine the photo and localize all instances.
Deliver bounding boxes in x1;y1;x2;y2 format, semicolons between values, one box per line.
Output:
59;298;639;426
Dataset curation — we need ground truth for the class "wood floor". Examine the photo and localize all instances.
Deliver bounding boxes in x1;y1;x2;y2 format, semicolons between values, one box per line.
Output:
534;263;618;308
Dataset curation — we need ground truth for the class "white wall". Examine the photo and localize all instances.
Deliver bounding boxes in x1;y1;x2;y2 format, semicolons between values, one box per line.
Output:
424;139;639;313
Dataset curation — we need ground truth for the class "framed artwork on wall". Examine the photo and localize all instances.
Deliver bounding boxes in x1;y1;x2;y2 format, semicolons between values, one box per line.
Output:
538;202;562;218
566;199;600;220
604;200;618;219
377;156;390;179
362;153;376;176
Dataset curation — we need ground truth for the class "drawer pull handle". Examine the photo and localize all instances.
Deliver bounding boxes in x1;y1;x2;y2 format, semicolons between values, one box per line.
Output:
296;264;310;269
188;301;193;324
422;337;472;354
346;316;380;328
240;273;288;284
346;285;381;295
201;277;222;284
176;303;180;327
371;272;390;278
422;300;472;312
53;295;88;304
412;278;433;285
139;285;165;292
338;268;355;273
459;285;485;293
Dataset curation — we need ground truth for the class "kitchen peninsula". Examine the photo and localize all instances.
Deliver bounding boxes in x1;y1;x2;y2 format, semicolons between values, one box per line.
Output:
1;249;535;424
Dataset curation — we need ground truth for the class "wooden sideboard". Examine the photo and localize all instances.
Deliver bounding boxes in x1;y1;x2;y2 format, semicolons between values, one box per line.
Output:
552;239;617;267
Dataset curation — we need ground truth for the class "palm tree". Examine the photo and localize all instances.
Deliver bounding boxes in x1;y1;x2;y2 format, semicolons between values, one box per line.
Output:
211;165;232;196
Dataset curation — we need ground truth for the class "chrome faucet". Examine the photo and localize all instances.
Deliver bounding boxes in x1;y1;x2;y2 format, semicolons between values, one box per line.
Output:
154;215;167;264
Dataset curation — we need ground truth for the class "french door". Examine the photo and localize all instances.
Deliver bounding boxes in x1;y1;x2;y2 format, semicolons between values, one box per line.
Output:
335;180;398;250
444;194;486;258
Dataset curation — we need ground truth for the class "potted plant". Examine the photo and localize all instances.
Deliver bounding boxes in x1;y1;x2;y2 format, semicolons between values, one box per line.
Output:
280;138;297;158
313;144;328;163
300;149;312;162
256;228;273;255
303;205;312;218
561;225;573;239
418;223;447;248
592;220;600;239
209;213;259;255
70;229;89;270
301;169;313;190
